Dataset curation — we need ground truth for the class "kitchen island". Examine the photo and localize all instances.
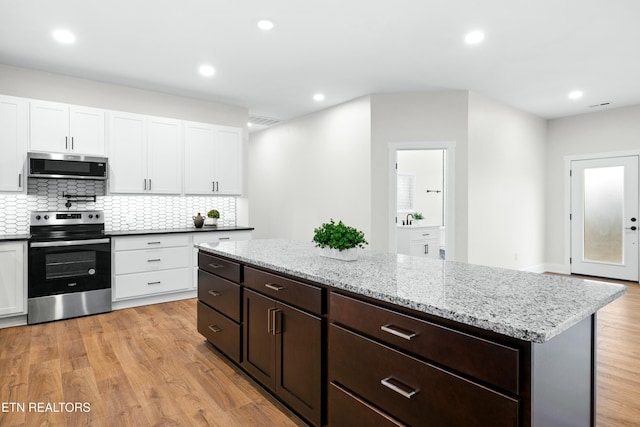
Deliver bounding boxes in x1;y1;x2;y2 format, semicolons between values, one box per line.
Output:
195;239;626;427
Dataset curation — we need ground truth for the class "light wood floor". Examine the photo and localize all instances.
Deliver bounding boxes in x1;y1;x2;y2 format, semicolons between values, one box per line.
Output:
0;299;304;427
1;283;639;427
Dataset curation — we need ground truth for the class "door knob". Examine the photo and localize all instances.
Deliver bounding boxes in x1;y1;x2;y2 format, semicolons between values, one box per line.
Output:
631;217;637;222
625;226;638;231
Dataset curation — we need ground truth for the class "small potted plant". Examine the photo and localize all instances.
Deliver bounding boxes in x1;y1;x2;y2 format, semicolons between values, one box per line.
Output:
413;212;425;225
205;209;220;226
312;219;368;261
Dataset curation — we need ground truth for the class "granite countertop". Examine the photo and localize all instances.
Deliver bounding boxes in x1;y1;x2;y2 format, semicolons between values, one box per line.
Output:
196;238;627;343
107;226;254;236
0;234;30;242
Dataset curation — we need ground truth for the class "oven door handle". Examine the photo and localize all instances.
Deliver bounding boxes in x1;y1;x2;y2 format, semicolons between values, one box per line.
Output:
30;238;111;248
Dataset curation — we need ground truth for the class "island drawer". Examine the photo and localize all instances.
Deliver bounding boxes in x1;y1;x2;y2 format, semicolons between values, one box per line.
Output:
329;382;405;427
198;269;241;322
198;252;242;283
330;292;519;394
197;301;241;364
329;324;519;427
244;266;323;315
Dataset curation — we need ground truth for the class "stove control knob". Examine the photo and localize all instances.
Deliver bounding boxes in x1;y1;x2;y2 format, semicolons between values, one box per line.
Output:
88;214;94;219
44;215;49;220
95;214;100;219
35;215;41;221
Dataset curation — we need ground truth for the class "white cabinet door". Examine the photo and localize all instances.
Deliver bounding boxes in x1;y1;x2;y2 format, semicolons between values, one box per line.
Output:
30;100;105;155
184;121;216;194
147;117;182;194
0;96;27;192
108;112;147;194
0;241;26;317
29;100;68;153
69;106;105;155
214;126;242;195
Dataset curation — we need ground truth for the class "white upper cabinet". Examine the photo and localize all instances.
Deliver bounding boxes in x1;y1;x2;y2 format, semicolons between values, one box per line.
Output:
184;121;242;195
0;95;28;192
30;100;105;156
108;111;182;195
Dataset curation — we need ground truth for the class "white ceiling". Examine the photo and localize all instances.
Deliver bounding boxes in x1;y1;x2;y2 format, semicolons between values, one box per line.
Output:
1;0;639;127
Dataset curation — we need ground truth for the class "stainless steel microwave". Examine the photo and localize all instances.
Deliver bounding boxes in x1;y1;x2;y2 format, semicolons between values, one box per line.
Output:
27;152;108;180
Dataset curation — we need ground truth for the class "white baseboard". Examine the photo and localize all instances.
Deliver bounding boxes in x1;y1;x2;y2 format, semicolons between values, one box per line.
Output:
521;264;547;274
0;314;27;329
543;264;571;274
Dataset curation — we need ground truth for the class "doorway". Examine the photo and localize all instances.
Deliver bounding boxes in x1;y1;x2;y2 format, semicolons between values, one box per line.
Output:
388;142;455;259
570;155;639;281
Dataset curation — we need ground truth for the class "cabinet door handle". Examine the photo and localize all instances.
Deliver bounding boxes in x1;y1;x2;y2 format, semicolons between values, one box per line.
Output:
216;181;219;192
208;263;224;269
147;281;161;285
149;179;152;191
212;181;215;192
208;290;221;297
147;258;161;262
381;324;417;340
144;178;147;190
18;173;22;188
265;283;284;291
273;309;282;335
71;136;74;150
267;307;275;333
65;136;68;149
380;377;418;399
208;325;222;333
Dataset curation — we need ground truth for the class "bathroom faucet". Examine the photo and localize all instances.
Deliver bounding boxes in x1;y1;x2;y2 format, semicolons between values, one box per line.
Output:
405;213;414;225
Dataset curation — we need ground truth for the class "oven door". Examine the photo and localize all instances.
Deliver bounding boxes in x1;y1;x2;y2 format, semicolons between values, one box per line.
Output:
28;238;111;298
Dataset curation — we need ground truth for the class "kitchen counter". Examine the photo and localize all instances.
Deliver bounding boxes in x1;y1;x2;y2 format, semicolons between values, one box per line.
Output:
0;234;30;242
196;238;626;343
107;225;254;237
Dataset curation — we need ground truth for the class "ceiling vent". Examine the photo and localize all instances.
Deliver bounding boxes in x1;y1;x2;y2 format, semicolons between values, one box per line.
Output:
248;115;283;128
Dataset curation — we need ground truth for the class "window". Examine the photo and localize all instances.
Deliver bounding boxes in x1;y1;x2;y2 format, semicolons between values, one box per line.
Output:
397;174;415;212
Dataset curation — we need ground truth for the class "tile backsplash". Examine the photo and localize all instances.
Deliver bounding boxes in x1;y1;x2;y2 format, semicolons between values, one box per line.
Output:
0;178;236;234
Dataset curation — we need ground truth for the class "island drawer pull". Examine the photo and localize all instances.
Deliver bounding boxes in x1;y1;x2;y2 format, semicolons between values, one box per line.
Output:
380;377;418;399
208;290;221;297
208;263;224;269
381;324;418;340
265;283;285;291
147;258;161;262
208;325;222;333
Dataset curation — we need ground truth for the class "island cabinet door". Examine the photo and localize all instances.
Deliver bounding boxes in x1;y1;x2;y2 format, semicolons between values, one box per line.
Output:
243;289;277;389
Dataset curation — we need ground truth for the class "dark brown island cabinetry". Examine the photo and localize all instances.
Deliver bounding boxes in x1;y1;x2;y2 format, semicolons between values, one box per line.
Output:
197;253;324;427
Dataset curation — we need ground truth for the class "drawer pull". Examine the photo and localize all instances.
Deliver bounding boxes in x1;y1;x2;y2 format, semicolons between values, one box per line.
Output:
208;290;221;297
381;324;417;341
219;237;230;241
422;233;431;236
208;263;224;269
265;283;285;291
147;281;161;285
147;258;161;262
381;377;418;399
208;325;222;333
147;241;161;245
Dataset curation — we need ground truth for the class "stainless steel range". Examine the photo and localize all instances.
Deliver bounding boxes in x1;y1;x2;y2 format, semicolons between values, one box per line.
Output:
28;211;111;324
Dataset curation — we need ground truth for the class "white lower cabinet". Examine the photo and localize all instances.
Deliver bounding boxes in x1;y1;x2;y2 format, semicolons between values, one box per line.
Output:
397;226;441;259
0;241;27;317
113;234;191;301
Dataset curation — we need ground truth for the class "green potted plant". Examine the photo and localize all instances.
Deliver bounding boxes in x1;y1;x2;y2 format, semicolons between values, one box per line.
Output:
413;212;424;225
312;219;368;261
205;209;220;226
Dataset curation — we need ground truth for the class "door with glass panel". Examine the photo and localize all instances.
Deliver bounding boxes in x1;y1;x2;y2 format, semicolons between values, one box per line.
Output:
571;156;639;281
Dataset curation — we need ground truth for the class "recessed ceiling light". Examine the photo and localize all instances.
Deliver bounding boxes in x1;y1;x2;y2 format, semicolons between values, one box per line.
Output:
257;20;274;31
53;29;76;44
313;93;325;102
464;30;485;45
199;64;215;77
568;90;583;100
247;122;253;127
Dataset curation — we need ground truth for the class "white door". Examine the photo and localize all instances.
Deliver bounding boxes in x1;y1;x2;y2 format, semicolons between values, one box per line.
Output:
147;117;182;194
69;106;105;155
30;100;68;152
571;156;639;281
108;112;147;194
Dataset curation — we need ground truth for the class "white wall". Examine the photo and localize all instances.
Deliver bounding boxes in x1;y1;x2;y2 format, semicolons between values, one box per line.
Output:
371;91;469;256
545;105;640;270
0;63;251;225
248;97;371;242
468;92;547;271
